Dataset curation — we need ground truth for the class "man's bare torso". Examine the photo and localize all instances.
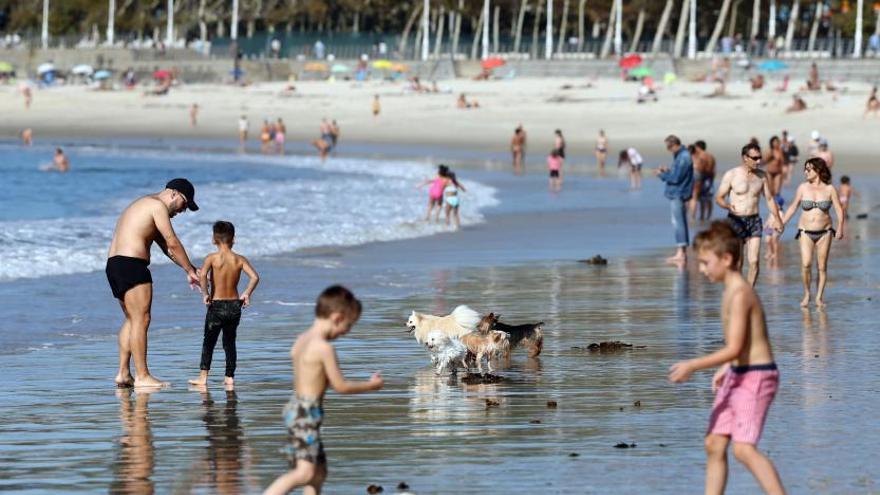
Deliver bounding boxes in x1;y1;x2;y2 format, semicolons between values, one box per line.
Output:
108;195;164;261
722;167;766;216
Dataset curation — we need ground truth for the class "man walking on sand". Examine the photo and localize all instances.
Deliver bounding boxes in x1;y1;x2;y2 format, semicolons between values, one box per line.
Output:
106;178;200;388
655;135;694;266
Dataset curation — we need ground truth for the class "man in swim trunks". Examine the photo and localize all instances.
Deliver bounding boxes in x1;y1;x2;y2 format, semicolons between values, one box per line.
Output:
511;125;526;175
106;178;200;388
715;143;783;286
690;140;716;221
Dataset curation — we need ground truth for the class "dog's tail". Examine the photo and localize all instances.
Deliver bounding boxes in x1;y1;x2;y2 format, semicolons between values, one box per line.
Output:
529;323;545;358
451;305;481;332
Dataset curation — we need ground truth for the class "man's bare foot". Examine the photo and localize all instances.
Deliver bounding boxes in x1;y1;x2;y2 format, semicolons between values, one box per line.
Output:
224;377;235;390
134;375;170;389
800;295;810;308
115;373;134;388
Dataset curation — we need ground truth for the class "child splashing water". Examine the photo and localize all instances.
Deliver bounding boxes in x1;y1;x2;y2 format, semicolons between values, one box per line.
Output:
417;165;449;222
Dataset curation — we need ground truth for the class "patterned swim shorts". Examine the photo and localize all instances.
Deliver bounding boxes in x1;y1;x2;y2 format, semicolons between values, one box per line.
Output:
726;213;764;239
283;396;326;466
707;363;779;445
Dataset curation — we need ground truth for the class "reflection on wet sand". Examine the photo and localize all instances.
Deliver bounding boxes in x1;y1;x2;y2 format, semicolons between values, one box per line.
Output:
801;309;831;408
111;389;155;495
194;388;253;494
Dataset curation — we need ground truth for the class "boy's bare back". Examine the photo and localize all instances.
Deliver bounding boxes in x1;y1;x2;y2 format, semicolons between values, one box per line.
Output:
205;251;245;300
722;274;775;366
291;332;333;400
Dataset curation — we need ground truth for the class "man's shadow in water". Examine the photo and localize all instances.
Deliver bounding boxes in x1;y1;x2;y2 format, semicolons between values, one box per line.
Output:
111;389;155;494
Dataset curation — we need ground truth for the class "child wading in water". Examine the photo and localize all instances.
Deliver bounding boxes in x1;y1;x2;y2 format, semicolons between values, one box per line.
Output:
547;149;563;192
443;172;467;230
189;221;260;389
669;221;785;495
417;164;449;222
264;286;384;495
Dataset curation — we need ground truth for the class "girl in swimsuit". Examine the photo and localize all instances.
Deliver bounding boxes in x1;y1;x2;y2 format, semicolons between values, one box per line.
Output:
780;157;845;308
595;129;608;176
417;165;449;222
443;172;467;230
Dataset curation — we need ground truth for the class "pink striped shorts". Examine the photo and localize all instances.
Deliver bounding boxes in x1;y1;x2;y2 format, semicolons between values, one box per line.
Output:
707;363;779;445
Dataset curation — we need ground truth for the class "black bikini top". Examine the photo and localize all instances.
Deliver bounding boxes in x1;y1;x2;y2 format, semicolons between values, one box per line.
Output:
801;199;832;212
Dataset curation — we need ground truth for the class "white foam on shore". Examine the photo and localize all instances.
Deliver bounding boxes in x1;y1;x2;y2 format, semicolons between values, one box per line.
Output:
0;152;498;281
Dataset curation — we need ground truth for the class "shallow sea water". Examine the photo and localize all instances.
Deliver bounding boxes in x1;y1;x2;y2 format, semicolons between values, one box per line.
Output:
1;142;879;494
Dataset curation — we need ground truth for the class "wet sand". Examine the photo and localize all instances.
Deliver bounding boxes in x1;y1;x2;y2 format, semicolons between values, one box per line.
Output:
1;161;879;493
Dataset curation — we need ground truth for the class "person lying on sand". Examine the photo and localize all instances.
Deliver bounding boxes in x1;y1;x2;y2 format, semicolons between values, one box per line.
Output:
457;93;479;109
785;94;807;113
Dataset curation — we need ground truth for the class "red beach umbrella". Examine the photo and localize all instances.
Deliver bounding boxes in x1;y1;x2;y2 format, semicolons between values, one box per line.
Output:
481;57;506;69
618;54;643;69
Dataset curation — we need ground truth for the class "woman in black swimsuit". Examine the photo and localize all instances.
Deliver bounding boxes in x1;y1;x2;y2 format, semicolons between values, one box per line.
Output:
780;157;845;308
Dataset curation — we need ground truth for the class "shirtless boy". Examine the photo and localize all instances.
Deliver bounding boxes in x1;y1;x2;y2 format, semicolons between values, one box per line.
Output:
51;147;70;173
189;221;260;389
715;143;783;286
106;178;200;388
264;286;384;495
670;221;785;495
691;140;717;221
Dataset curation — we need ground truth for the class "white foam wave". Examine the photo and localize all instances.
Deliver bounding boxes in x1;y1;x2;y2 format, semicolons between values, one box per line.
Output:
0;153;498;281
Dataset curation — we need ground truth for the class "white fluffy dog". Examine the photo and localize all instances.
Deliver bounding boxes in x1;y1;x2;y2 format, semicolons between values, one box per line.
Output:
424;330;468;374
406;305;481;344
407;305;481;372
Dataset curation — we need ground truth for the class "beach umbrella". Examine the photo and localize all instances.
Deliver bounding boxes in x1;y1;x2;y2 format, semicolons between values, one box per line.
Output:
618;54;643;69
372;59;393;70
480;57;506;69
71;64;94;75
330;63;350;73
0;61;13;73
628;66;654;78
94;70;112;80
304;62;329;72
758;60;788;72
153;69;171;80
37;62;55;74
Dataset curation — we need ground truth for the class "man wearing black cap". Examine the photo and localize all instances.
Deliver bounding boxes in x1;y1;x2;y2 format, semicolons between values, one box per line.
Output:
106;178;200;388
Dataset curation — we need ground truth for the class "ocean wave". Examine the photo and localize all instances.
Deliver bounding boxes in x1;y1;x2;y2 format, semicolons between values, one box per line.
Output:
0;151;498;281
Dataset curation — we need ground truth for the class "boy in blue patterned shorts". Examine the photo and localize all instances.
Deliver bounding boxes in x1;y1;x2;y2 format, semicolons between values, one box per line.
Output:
264;286;383;495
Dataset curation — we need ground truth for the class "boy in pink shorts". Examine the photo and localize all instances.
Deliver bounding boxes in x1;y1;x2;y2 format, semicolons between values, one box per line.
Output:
669;221;785;495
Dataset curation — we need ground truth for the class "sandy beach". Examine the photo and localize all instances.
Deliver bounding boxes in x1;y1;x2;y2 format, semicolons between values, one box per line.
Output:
3;76;880;172
2;70;880;494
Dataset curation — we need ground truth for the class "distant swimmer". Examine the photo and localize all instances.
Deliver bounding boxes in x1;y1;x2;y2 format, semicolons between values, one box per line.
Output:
238;115;249;147
190;103;199;127
106;178;200;388
312;118;333;162
275;118;286;155
511;125;526;175
42;147;70;172
21;128;33;146
595;129;608;176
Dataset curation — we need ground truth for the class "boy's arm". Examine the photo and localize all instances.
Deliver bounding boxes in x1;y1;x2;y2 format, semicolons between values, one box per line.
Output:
669;289;749;383
322;346;383;394
239;256;260;307
199;256;212;304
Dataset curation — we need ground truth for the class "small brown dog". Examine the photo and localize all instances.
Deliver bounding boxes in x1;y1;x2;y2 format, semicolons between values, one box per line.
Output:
478;313;544;358
459;330;510;374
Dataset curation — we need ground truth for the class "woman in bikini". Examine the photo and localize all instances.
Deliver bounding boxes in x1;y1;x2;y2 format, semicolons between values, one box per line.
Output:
595;129;608;176
417;165;449;222
780;157;845;308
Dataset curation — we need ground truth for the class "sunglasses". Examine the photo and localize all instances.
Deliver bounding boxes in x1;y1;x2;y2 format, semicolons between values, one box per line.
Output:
746;154;762;161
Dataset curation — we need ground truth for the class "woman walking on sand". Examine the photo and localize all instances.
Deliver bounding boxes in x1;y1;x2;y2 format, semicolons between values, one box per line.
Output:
595;129;609;176
780;157;845;308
